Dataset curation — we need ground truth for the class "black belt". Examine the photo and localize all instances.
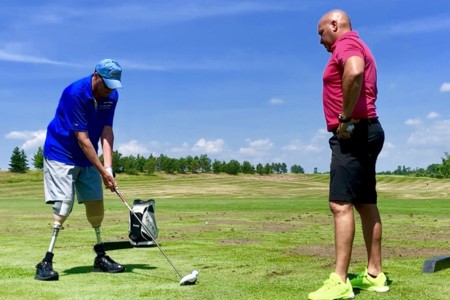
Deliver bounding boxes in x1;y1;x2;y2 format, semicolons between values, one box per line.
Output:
357;118;379;125
331;118;379;134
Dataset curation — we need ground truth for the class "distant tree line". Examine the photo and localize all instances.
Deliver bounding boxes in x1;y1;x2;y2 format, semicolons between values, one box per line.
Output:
7;146;306;175
107;152;303;175
377;152;450;178
11;146;450;178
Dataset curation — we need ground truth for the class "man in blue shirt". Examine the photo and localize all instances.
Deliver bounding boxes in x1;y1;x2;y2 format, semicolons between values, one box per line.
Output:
35;59;125;281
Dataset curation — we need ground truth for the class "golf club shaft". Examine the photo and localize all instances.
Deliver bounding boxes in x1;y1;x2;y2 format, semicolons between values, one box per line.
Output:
114;187;183;279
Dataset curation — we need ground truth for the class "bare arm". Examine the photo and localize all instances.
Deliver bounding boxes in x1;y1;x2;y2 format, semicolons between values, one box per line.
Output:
75;130;116;191
338;56;365;138
101;126;114;169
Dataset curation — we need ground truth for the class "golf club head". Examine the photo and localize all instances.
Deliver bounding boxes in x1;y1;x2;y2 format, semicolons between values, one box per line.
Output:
179;270;199;285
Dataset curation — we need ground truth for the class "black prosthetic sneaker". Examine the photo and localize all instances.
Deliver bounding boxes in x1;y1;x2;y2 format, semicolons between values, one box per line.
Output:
93;243;125;273
35;252;59;281
93;255;125;273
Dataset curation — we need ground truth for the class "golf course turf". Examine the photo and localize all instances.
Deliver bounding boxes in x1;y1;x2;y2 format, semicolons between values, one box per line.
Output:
0;171;449;299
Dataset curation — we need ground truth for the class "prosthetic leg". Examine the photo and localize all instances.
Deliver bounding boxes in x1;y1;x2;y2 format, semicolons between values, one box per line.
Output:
85;201;125;273
35;224;60;281
92;226;125;273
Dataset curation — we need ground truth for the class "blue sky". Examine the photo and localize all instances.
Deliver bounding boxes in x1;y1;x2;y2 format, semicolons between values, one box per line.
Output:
1;0;450;173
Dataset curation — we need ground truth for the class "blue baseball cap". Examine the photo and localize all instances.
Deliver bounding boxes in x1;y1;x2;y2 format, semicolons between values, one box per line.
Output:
95;59;123;89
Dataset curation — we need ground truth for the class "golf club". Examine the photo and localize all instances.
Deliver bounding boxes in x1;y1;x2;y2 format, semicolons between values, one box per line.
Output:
114;187;198;285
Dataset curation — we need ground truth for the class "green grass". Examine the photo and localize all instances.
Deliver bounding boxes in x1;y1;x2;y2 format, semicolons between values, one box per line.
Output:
0;171;449;299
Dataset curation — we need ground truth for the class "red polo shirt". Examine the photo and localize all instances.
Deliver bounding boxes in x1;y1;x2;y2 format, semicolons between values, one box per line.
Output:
322;31;378;132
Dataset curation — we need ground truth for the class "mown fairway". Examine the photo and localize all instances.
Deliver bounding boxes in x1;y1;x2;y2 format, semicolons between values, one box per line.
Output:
0;171;449;299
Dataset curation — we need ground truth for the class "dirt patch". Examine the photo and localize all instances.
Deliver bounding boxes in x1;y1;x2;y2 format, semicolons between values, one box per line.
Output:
219;238;259;245
266;269;293;277
289;244;448;261
248;221;304;233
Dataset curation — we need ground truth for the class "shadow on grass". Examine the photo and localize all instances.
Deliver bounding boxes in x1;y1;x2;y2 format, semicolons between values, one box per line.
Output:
62;264;179;283
62;264;157;275
348;271;393;296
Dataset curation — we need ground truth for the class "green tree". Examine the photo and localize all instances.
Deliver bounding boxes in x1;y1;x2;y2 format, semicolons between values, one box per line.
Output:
122;155;139;175
136;154;147;173
212;159;225;173
155;154;167;172
241;161;255;174
9;147;29;173
263;163;272;175
112;150;124;173
186;155;200;173
271;163;280;174
290;164;304;174
439;153;450;178
144;154;156;175
32;146;44;170
162;158;177;174
177;157;188;174
225;159;241;175
198;154;211;173
256;163;264;175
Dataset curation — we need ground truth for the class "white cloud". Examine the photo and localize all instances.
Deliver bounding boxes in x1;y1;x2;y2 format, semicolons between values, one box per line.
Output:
387;82;397;89
310;128;330;144
378;17;450;35
120;60;169;71
269;97;285;105
27;2;303;31
384;141;396;149
170;142;190;154
109;2;300;26
5;130;46;150
282;128;328;153
377;141;395;160
0;47;69;65
407;119;450;146
282;139;321;153
117;140;150;156
405;118;422;126
248;139;273;148
440;82;450;92
427;112;440;119
192;138;224;153
239;138;273;156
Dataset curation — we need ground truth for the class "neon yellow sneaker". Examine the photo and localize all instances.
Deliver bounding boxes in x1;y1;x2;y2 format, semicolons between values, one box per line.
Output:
350;269;389;292
308;272;355;300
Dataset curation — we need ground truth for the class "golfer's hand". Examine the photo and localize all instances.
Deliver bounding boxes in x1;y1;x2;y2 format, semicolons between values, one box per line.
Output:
102;168;117;192
337;123;353;139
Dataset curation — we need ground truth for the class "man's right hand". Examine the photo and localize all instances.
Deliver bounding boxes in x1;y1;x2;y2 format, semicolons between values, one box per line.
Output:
102;167;116;191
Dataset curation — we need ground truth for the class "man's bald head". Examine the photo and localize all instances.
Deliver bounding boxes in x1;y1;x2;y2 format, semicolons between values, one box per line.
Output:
318;9;352;52
320;9;352;31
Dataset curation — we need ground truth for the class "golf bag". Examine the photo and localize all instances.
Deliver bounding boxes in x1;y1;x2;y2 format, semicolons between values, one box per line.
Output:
129;199;158;247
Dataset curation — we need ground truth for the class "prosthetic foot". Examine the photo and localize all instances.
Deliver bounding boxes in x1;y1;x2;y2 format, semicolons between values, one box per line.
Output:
93;243;125;273
35;252;59;281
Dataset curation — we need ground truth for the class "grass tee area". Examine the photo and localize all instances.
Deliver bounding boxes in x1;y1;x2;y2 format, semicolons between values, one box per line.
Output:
0;171;449;299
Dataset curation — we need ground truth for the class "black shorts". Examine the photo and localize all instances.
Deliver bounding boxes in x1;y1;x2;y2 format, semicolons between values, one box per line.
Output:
329;119;384;204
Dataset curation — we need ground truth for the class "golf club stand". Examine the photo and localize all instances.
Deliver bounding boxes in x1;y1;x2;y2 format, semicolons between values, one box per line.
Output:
103;198;158;251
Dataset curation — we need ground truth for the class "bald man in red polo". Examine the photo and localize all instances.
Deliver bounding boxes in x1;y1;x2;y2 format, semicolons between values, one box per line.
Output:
308;9;389;300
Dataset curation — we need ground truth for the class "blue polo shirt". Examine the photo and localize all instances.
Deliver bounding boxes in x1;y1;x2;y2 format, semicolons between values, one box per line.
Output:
44;75;118;166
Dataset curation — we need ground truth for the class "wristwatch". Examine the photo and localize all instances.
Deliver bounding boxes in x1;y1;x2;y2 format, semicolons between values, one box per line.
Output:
338;113;351;123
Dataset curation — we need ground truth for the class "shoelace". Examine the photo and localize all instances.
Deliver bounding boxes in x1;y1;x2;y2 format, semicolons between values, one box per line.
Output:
322;279;339;290
40;261;54;271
